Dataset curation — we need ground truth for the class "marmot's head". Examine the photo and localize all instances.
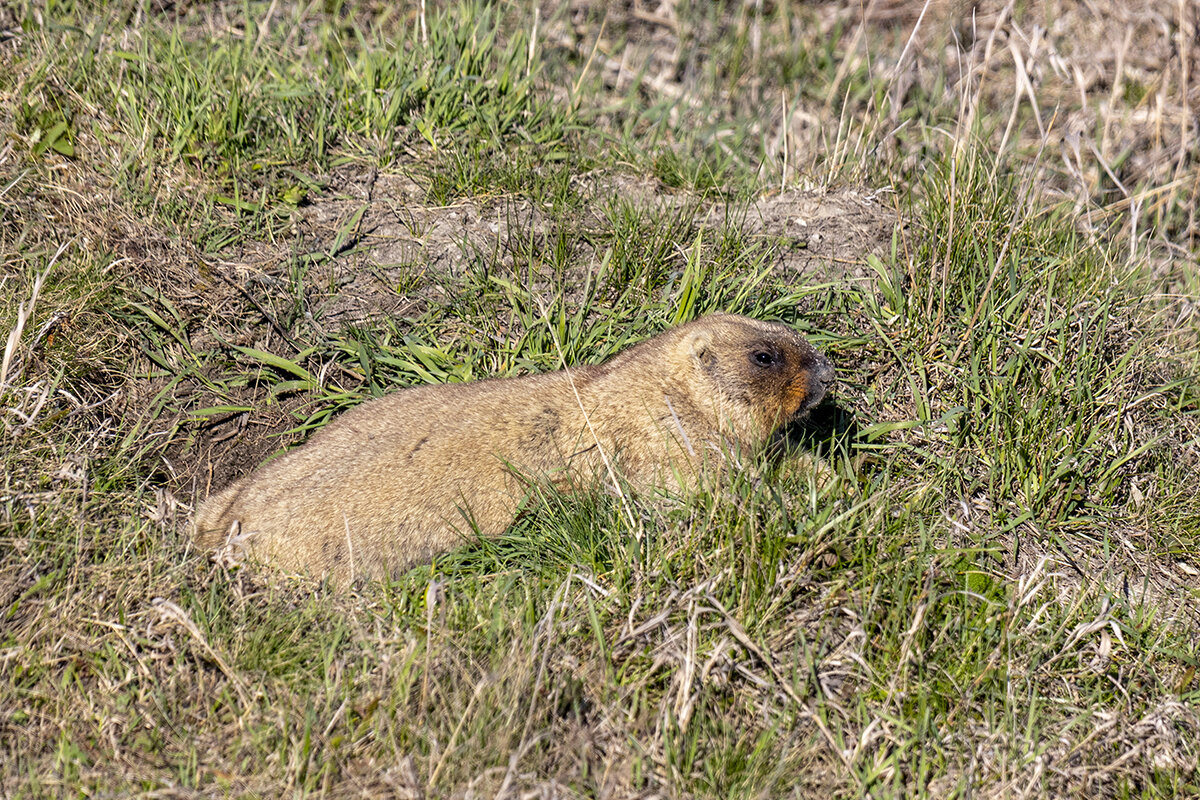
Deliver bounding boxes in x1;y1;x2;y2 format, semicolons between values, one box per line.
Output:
674;313;835;445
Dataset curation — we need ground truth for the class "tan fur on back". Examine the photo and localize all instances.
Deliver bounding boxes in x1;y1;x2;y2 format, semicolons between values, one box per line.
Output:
194;314;835;583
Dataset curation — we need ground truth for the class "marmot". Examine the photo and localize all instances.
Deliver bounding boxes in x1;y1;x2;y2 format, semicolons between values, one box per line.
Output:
194;313;834;583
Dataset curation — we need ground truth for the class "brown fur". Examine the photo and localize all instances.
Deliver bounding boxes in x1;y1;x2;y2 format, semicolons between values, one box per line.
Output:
194;314;835;582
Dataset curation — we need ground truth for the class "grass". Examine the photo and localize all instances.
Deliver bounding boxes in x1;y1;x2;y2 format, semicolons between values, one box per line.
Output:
2;0;1199;797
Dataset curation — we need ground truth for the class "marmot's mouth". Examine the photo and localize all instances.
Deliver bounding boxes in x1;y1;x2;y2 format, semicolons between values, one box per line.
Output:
784;383;815;418
785;366;834;418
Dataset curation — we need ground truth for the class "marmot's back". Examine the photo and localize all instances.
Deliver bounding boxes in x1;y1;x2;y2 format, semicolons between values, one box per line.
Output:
194;313;835;583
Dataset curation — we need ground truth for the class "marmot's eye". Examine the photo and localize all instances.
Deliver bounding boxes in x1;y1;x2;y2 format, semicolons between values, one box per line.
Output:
752;351;775;367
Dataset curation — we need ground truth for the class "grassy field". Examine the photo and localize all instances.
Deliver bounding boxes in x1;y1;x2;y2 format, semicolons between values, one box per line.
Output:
2;0;1199;797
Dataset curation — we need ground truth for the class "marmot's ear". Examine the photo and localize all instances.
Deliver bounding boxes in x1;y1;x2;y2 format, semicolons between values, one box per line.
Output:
683;330;712;365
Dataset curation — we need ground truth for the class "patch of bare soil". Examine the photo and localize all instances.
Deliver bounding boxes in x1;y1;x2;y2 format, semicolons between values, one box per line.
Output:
736;185;900;281
285;167;898;326
160;388;312;499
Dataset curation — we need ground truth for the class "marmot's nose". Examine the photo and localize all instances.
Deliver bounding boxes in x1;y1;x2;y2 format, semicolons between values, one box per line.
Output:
813;355;835;390
804;355;835;408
